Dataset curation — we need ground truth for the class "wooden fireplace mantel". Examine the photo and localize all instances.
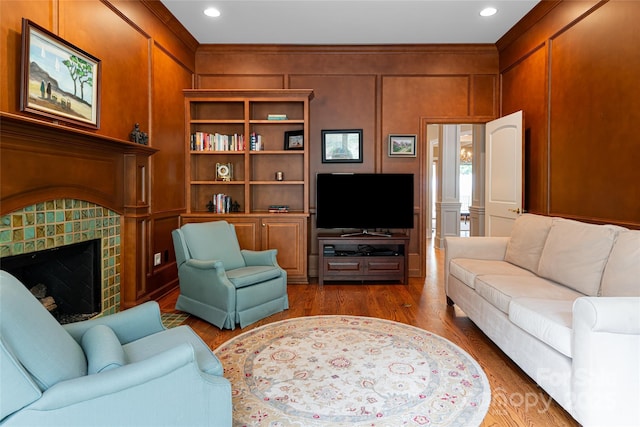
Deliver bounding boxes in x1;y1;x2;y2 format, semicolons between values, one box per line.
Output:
0;112;158;309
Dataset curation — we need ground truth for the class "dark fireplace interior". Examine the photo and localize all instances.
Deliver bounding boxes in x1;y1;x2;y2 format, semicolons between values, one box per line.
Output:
1;239;101;324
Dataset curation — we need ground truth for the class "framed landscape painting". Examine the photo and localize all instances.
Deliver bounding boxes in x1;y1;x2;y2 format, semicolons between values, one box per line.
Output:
388;134;417;157
20;19;101;129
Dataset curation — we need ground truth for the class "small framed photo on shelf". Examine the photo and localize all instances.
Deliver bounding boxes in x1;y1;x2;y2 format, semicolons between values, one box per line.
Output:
284;130;304;150
388;134;417;157
20;19;101;129
321;129;363;163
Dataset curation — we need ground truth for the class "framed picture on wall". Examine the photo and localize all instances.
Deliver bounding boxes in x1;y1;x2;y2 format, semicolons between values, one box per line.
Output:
284;130;304;150
321;129;363;163
388;134;417;157
20;19;101;129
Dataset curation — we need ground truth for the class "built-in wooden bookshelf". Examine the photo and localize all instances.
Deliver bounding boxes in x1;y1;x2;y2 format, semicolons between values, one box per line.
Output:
181;89;314;283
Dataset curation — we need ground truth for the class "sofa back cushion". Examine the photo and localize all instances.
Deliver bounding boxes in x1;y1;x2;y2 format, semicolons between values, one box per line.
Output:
504;214;554;273
537;219;619;296
180;220;246;270
0;271;87;391
601;230;640;296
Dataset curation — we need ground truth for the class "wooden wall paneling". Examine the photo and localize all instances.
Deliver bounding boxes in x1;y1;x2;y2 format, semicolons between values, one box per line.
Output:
145;38;194;298
147;214;180;299
59;1;150;139
150;43;191;213
0;0;52;113
548;1;640;225
501;45;549;215
497;1;598;72
470;74;498;118
198;74;285;89
117;0;198;68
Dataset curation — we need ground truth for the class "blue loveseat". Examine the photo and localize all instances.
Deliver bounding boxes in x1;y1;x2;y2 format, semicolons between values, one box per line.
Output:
0;270;232;426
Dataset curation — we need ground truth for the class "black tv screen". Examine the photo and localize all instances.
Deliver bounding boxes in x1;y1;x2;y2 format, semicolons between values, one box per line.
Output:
316;173;414;230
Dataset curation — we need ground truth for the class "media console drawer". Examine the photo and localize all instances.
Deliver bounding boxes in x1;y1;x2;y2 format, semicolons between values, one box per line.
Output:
318;233;409;285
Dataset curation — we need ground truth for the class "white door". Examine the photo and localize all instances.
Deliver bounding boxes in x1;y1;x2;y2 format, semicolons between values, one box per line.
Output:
485;111;524;236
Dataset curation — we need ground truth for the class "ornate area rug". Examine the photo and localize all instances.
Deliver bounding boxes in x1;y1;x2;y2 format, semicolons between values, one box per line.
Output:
214;315;490;427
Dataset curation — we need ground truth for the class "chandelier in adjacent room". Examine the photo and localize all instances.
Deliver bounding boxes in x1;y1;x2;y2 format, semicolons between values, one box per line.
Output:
460;147;473;164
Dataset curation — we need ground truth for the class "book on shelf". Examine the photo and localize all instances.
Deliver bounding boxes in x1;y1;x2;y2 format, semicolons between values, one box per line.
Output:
249;132;263;151
268;204;289;213
191;132;245;151
207;193;234;213
267;114;288;120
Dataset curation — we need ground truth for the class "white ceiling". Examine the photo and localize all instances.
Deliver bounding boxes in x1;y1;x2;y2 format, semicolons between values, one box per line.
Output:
160;0;540;45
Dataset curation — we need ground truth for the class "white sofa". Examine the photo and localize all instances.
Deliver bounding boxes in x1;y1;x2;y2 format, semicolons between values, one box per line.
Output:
444;214;640;427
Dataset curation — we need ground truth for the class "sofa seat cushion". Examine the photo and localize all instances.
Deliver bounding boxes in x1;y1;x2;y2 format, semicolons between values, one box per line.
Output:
538;218;620;296
474;275;583;314
601;230;640;297
509;298;574;358
123;325;223;376
227;265;282;288
449;258;535;289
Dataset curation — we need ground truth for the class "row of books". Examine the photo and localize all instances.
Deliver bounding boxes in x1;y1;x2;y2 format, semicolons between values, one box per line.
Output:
191;132;245;151
208;193;234;213
190;132;268;151
250;132;264;151
268;205;289;213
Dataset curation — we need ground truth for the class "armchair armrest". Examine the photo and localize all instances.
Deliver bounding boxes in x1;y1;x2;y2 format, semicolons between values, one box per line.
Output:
23;344;233;426
185;258;224;270
63;301;165;345
34;344;198;408
571;297;640;426
241;249;279;266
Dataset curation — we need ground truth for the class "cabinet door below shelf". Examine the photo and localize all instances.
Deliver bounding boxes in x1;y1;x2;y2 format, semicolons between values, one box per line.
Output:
260;216;308;284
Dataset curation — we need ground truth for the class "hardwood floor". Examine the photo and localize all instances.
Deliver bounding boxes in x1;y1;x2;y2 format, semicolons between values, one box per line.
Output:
157;240;578;426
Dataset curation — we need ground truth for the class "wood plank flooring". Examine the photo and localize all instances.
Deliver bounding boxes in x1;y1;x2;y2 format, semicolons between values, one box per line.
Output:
157;241;578;426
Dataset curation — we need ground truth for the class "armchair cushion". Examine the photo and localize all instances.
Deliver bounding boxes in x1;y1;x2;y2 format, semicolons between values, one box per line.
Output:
227;265;283;288
123;325;224;376
81;325;126;374
181;221;246;270
0;271;86;391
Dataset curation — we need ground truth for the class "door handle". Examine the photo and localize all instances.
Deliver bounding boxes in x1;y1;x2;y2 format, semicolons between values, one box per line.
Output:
508;208;521;214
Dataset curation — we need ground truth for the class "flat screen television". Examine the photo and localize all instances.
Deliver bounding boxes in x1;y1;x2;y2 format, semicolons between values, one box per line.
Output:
316;173;414;236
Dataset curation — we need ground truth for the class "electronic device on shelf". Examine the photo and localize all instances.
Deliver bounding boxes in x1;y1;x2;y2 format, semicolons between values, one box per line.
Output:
323;245;336;255
315;173;414;236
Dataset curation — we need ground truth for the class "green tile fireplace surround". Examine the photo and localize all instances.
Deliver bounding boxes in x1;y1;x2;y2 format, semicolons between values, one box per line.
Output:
0;198;121;315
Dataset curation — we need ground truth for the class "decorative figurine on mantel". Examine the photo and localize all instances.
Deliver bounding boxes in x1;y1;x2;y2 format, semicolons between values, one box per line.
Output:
129;123;148;145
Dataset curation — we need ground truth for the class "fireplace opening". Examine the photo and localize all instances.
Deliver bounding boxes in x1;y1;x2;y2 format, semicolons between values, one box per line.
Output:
1;239;101;324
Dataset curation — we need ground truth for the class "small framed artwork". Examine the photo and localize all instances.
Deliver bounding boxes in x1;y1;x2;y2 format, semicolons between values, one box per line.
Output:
321;129;363;163
20;19;101;129
284;130;304;150
388;134;417;157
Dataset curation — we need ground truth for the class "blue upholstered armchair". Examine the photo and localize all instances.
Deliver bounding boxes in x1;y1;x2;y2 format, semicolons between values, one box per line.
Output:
172;220;288;330
0;270;232;426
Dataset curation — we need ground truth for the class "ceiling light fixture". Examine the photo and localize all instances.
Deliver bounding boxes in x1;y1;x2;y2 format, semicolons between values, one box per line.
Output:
480;7;498;17
204;7;221;18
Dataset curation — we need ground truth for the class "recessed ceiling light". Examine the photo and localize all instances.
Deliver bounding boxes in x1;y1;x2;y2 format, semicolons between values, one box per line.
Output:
480;7;498;17
204;7;221;18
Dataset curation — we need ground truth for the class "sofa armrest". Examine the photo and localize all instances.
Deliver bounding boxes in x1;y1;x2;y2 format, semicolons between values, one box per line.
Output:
241;248;279;266
63;301;165;345
444;237;509;291
571;297;640;426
